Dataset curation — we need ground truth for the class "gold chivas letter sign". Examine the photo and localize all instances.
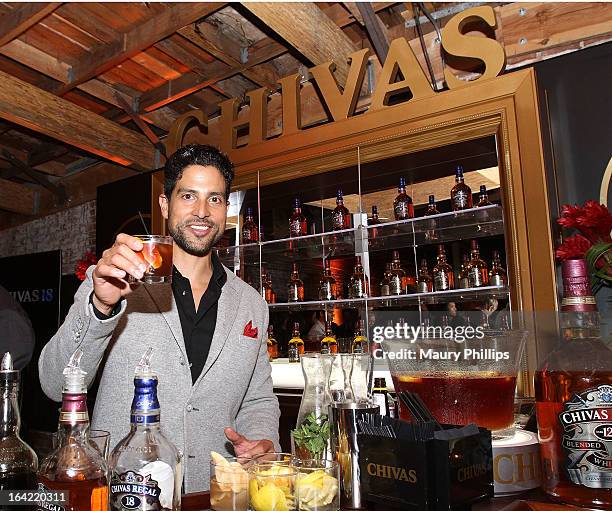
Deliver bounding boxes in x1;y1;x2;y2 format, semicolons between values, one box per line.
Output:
167;6;505;155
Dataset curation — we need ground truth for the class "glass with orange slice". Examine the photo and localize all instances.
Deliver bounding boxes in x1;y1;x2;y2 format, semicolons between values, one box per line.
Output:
128;235;173;284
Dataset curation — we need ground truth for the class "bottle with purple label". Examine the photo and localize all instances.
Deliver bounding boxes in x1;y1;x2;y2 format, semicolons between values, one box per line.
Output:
393;177;414;220
450;166;473;211
109;348;182;511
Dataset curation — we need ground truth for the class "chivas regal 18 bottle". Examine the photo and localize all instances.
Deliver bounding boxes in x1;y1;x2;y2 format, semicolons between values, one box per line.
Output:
535;259;612;508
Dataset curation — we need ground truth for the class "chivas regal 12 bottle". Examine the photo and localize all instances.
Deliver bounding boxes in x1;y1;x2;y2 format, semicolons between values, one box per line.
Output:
109;348;182;511
535;259;612;508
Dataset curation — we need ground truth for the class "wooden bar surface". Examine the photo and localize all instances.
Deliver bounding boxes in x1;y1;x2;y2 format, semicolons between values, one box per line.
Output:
181;489;580;511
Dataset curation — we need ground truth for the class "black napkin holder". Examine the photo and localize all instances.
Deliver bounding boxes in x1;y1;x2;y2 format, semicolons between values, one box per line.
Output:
358;424;493;510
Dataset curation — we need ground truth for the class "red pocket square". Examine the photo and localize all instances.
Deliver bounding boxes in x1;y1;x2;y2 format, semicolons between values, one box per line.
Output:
243;320;258;338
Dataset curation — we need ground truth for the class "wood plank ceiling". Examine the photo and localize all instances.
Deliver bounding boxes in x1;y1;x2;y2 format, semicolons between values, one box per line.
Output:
0;2;610;230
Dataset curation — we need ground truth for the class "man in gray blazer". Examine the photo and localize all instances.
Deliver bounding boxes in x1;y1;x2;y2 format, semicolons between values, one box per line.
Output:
39;145;280;492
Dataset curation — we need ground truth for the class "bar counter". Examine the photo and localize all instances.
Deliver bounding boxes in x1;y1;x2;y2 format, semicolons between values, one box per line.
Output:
181;490;580;511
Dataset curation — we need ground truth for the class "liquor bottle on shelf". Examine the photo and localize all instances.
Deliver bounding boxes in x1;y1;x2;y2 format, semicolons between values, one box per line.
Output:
0;353;38;498
241;207;259;244
466;240;489;287
458;253;470;288
450;165;473;211
369;205;381;225
289;198;308;237
477;185;493;207
352;320;368;354
393;177;414;220
109;348;182;511
432;245;455;291
425;194;440;216
262;271;276;304
319;259;337;300
331;189;351;230
388;251;406;295
320;322;338;355
372;378;390;416
38;350;108;511
379;263;392;297
266;325;278;361
287;262;304;302
349;256;369;298
535;259;612;509
288;323;305;363
489;250;507;286
417;259;433;293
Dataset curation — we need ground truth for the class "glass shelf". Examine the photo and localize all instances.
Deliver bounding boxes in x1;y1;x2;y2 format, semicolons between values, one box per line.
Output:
268;285;509;312
215;205;504;265
367;204;504;252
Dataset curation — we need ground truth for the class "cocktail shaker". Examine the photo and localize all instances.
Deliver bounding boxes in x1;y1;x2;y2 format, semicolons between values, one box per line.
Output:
329;402;379;509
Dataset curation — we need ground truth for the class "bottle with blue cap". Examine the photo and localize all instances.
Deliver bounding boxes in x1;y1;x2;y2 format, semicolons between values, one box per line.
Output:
38;349;108;510
393;177;414;220
0;352;38;502
331;188;351;230
109;348;182;511
450;165;473;211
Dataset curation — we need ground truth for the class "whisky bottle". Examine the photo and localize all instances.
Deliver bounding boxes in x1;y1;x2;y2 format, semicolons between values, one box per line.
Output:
489;250;507;286
393;177;414;220
266;325;278;361
349;256;369;298
388;251;406;295
331;189;351;230
432;245;455;291
450;165;473;211
477;185;493;207
262;271;276;304
372;378;390;416
466;240;488;287
287;262;304;302
288;322;305;363
369;205;381;225
289;198;308;237
38;350;108;511
319;259;336;300
320;322;338;355
378;263;391;297
535;259;612;508
425;194;440;216
352;320;368;354
458;253;470;288
109;348;182;511
241;207;259;244
417;259;433;293
0;353;38;499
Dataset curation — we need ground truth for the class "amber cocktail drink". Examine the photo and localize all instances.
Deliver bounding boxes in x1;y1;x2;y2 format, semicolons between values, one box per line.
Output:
129;235;173;284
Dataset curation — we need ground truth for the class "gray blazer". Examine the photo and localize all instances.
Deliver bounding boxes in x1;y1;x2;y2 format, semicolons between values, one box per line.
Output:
39;265;280;492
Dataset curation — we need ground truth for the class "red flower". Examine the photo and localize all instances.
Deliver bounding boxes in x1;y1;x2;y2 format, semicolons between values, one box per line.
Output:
75;250;98;281
557;201;612;244
555;234;592;260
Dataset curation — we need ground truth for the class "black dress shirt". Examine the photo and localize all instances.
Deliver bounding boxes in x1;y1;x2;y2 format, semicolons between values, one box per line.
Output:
172;254;227;383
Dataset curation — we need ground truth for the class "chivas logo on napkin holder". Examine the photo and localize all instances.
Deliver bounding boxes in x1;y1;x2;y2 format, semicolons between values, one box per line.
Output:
358;416;493;510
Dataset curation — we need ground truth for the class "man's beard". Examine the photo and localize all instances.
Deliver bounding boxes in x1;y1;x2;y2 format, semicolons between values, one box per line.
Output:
168;219;224;257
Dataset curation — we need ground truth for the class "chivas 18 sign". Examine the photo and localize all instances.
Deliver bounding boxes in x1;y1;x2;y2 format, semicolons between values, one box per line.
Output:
559;385;612;489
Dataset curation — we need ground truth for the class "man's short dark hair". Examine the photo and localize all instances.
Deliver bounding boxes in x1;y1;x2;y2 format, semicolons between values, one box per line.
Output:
164;144;234;200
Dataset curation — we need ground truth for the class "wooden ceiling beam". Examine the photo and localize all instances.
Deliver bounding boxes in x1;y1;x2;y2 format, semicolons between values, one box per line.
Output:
0;3;61;47
0;70;156;169
178;22;279;89
241;2;359;84
55;3;223;95
356;2;390;63
0;177;37;215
